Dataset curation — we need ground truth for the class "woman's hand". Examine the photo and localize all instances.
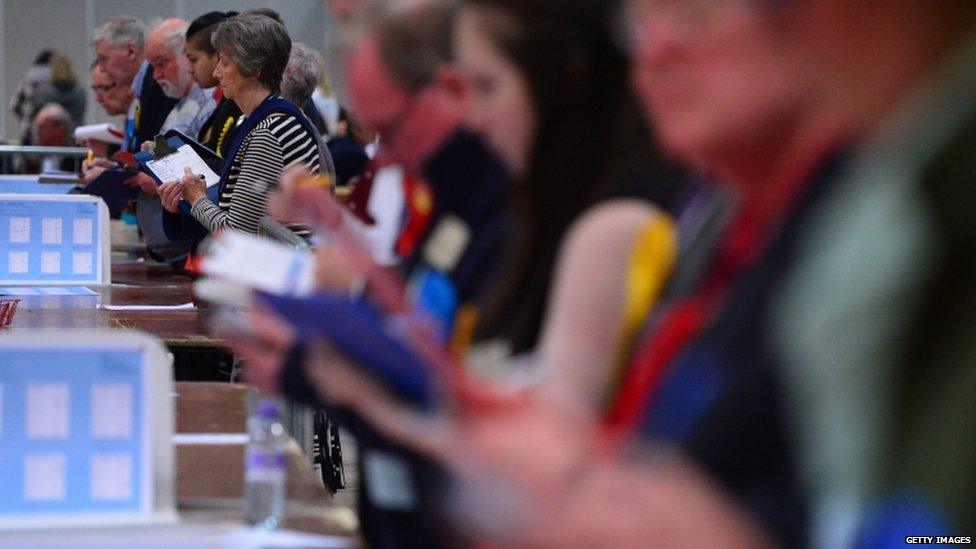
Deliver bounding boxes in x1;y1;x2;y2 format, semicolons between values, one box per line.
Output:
179;166;207;206
158;180;185;213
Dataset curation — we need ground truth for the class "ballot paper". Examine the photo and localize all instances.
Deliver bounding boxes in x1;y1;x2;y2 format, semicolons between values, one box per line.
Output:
73;123;124;145
99;303;195;311
144;144;220;187
200;231;317;296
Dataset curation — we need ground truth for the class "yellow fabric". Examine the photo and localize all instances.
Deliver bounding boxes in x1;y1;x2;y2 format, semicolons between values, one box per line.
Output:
450;304;481;358
604;214;677;406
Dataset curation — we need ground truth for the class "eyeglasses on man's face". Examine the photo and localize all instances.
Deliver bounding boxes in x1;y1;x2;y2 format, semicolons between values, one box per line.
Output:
90;82;117;95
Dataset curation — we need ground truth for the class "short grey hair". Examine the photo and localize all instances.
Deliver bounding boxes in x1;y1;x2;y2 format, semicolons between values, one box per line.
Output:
32;102;73;143
149;18;189;56
212;14;291;94
91;15;147;50
281;42;321;106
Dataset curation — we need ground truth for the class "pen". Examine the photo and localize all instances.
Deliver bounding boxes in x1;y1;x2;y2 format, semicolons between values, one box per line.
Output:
296;174;333;189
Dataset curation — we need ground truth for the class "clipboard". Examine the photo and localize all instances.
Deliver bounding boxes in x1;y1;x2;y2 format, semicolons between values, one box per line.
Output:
134;132;222;187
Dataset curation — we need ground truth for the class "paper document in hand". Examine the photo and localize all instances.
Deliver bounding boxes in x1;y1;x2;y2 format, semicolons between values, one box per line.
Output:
145;145;220;187
74;123;124;145
200;231;317;296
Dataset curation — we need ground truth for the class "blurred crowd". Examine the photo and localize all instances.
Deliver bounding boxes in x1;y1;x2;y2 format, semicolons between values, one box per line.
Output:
14;0;976;547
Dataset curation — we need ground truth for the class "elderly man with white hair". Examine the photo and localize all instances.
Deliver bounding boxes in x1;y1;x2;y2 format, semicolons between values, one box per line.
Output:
145;18;216;139
91;15;175;153
115;18;216;268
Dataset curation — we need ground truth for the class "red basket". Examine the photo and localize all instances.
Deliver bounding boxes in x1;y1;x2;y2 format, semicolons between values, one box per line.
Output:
0;298;20;327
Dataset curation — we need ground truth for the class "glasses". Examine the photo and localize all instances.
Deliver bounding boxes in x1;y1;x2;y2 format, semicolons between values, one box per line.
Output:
90;82;117;95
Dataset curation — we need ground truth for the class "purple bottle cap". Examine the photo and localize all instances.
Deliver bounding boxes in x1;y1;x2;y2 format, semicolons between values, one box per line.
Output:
256;400;281;418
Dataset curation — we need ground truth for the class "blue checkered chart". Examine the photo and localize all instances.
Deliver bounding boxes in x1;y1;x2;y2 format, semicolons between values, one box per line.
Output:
0;348;148;517
0;196;104;284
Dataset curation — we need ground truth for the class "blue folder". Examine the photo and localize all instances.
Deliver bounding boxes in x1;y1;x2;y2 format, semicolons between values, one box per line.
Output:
256;291;435;408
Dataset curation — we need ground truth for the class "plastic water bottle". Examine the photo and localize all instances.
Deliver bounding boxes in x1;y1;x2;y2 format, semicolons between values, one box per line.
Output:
245;398;287;529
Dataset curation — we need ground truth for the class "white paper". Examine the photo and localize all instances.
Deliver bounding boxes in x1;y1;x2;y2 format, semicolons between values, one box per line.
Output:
72;218;93;245
214;528;357;548
201;231;316;296
74;122;124;145
72;252;93;275
90;454;132;501
41;218;62;245
40;252;61;274
9;217;30;243
172;433;249;445
91;383;132;439
7;251;28;274
99;302;195;311
24;454;66;501
26;383;70;439
145;144;220;188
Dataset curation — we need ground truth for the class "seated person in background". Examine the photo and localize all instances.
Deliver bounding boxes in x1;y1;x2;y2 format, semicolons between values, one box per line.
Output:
24;103;74;173
309;47;341;138
281;41;337;177
327;107;372;186
86;62;134;158
184;11;241;158
92;15;176;153
281;42;328;137
146;18;216;139
126;18;215;266
159;14;327;238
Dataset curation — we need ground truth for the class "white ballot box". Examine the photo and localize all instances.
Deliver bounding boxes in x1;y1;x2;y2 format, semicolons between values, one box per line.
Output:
0;194;111;285
0;331;175;530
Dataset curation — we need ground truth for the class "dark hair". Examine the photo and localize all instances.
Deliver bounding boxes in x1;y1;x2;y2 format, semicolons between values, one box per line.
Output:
34;49;54;65
467;0;682;353
212;14;291;94
186;11;237;54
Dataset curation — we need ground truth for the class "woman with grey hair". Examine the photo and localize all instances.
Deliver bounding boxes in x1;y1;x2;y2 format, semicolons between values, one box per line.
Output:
159;13;326;238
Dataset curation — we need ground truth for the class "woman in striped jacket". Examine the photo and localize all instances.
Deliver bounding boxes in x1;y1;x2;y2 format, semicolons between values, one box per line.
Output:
160;13;324;237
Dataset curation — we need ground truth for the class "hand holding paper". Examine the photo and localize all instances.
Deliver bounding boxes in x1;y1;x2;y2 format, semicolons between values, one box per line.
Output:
179;166;208;204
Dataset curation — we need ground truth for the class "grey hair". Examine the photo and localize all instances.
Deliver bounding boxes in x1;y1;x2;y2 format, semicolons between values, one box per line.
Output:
212;14;291;94
31;102;73;143
91;15;147;50
281;42;321;106
373;0;457;92
149;18;189;56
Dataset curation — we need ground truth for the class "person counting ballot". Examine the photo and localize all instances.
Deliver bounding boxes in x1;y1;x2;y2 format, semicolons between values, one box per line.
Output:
159;14;328;244
216;0;687;547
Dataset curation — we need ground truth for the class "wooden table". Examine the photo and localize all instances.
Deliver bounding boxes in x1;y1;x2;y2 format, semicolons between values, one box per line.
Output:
6;262;230;379
174;382;360;541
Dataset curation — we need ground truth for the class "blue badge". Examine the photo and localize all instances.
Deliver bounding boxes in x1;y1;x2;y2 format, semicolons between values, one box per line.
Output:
410;268;458;343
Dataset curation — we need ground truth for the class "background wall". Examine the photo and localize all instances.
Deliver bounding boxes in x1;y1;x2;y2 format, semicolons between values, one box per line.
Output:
0;0;337;141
